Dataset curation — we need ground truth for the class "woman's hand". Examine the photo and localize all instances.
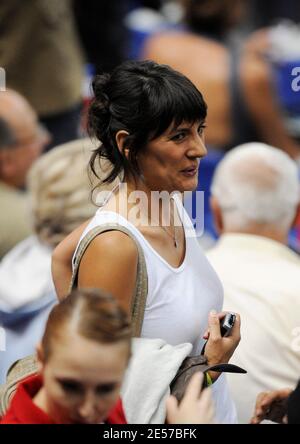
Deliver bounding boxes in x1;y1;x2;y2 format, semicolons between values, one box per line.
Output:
250;388;292;424
166;372;215;424
203;310;241;382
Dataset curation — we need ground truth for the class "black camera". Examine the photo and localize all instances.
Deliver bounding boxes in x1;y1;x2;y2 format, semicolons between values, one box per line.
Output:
220;312;236;337
201;312;236;355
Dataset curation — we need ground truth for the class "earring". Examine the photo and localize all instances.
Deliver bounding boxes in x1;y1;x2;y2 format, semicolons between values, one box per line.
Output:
123;149;130;162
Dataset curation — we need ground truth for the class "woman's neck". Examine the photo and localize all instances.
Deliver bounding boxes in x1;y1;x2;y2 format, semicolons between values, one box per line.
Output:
125;176;178;228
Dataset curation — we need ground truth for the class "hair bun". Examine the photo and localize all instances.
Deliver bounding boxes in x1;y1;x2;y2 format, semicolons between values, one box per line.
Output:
88;73;113;141
92;73;111;107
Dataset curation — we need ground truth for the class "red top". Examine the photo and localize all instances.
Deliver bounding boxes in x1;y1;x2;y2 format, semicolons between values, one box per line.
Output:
0;375;127;424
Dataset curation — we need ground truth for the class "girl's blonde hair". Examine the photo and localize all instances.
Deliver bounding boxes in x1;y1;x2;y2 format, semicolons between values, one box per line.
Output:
42;288;131;361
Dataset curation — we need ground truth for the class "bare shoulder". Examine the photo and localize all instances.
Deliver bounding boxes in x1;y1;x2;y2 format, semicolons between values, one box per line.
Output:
83;230;139;264
78;230;139;312
143;31;228;66
143;31;189;58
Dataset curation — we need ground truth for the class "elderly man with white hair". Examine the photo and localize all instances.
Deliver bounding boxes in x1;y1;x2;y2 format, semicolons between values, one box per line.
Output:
0;138;96;383
206;143;300;424
0;90;49;258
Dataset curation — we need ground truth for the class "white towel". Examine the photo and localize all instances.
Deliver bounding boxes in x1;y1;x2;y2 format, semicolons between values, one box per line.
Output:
121;338;192;424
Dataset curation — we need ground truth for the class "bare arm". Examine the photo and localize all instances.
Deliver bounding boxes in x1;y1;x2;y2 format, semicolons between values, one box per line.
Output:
51;219;91;301
77;231;138;314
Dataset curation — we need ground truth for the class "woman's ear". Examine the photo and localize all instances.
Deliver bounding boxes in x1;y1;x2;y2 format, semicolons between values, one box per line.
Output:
115;130;130;158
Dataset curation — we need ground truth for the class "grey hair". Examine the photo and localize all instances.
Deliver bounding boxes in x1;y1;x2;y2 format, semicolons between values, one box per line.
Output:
211;143;300;230
27;138;97;247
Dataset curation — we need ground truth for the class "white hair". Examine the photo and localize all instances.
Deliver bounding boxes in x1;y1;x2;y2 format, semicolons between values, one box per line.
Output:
211;143;300;230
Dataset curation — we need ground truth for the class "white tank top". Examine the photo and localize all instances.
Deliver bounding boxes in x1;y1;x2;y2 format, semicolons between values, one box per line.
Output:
73;193;223;356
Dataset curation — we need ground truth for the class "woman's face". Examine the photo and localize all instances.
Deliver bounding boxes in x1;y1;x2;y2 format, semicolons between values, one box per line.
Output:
138;120;207;193
40;331;129;424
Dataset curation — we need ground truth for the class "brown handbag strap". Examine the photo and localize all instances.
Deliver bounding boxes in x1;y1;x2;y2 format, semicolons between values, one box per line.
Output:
69;223;148;337
0;354;39;417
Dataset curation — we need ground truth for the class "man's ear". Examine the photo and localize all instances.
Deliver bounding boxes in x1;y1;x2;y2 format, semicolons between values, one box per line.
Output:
0;149;16;180
291;203;300;229
210;195;224;235
115;130;130;158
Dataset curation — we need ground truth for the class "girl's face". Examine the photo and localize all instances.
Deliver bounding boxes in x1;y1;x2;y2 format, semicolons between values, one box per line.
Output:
138;120;207;193
40;332;129;424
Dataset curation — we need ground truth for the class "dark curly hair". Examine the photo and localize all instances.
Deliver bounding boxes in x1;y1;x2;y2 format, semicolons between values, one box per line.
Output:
88;60;207;185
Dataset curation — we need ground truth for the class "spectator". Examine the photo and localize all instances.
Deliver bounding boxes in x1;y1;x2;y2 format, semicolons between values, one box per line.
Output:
0;288;216;424
0;90;49;258
207;143;300;423
0;288;131;424
0;0;84;148
51;60;241;423
0;138;96;383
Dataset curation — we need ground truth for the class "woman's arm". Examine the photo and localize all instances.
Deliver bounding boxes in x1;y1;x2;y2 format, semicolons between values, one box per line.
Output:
77;230;138;314
51;220;91;301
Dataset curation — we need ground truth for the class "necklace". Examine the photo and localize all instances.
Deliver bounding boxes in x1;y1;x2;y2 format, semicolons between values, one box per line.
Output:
159;198;180;249
160;224;178;248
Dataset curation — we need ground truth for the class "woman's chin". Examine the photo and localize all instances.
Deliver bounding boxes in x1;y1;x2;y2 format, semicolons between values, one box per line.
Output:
180;178;199;192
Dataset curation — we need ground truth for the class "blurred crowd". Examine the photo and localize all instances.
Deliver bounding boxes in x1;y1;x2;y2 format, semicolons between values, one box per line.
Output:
0;0;300;425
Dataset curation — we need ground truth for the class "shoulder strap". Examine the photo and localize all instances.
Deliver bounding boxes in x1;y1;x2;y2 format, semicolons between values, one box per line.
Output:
69;223;148;337
0;354;38;417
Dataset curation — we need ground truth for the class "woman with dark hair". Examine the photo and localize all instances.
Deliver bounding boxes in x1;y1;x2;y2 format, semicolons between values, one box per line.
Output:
52;60;241;423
